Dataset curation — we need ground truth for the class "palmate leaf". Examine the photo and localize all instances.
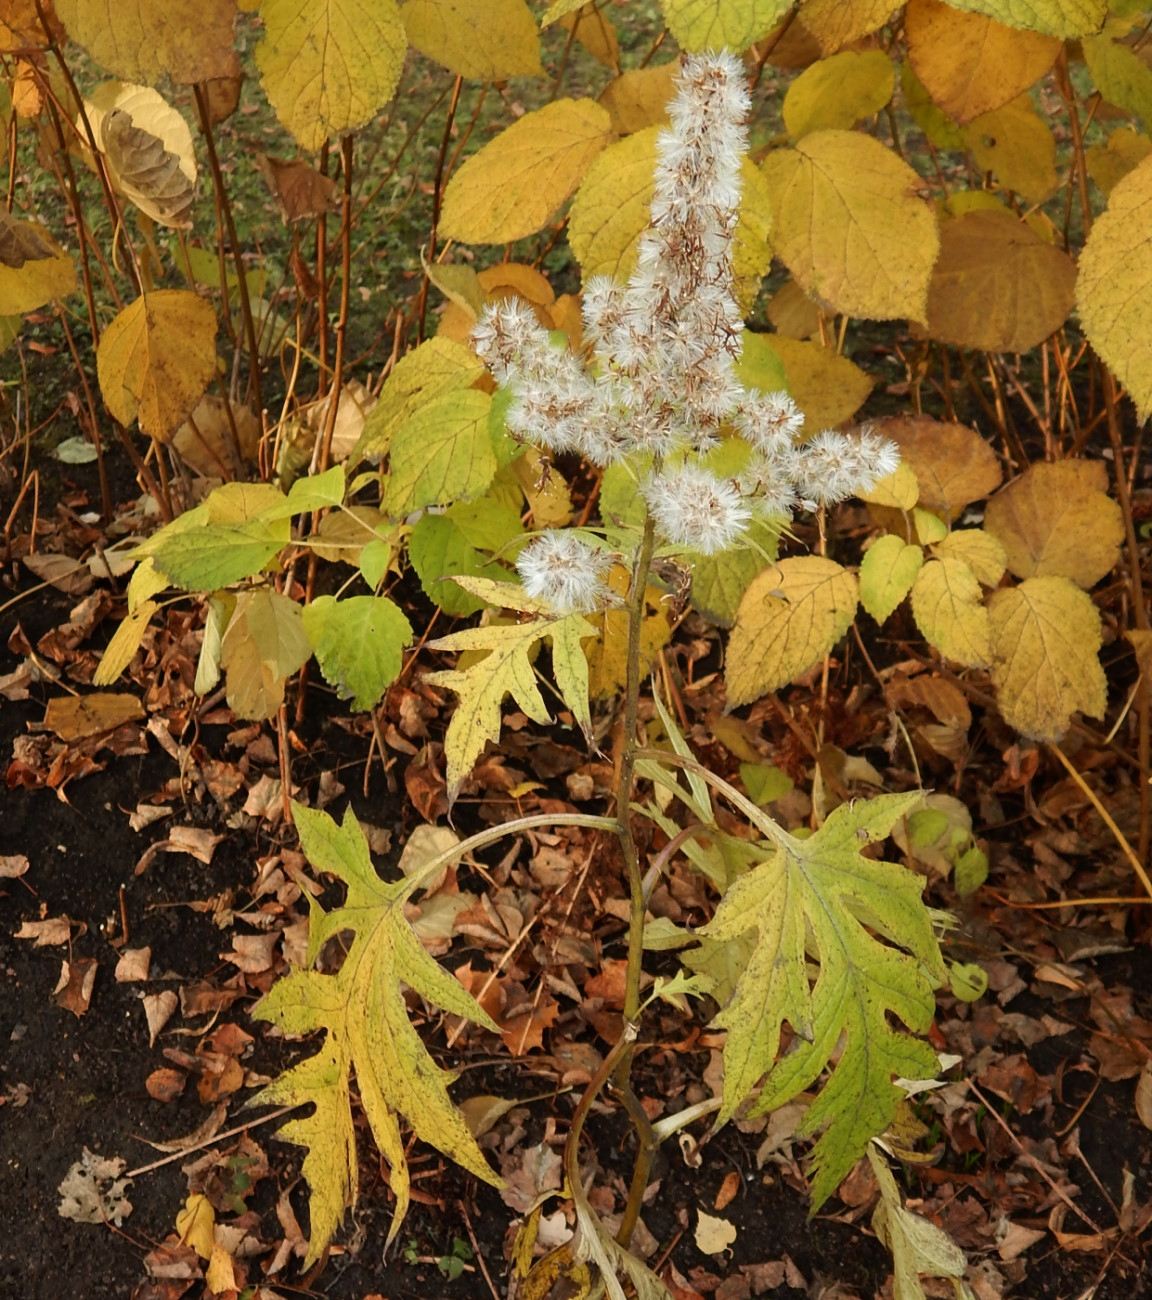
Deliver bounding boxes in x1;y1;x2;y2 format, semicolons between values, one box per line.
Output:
701;792;946;1208
424;576;596;802
251;805;503;1266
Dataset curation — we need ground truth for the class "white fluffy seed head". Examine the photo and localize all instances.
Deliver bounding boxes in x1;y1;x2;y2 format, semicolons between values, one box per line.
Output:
516;531;613;614
643;463;751;555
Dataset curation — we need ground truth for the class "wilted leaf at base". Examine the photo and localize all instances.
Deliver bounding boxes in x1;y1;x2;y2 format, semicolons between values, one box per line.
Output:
661;0;791;53
872;414;1002;516
762;130;940;323
869;1146;967;1300
257;0;407;152
401;0;543;79
302;595;413;712
85;82;197;228
911;557;990;667
440;98;613;244
220;590;312;721
704;793;944;1208
252;805;502;1264
727;557;858;706
925;209;1075;353
983;461;1124;589
54;0;239;84
988;576;1107;740
905;0;1059;123
257;154;341;224
0;209;76;314
96;290;217;440
1077;153;1152;421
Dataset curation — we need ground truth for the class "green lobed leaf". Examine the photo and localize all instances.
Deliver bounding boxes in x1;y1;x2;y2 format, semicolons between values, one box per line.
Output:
859;535;924;624
385;389;495;516
703;792;945;1208
408;511;511;616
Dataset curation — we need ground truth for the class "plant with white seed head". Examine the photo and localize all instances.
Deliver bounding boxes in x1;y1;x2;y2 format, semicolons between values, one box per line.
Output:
472;49;898;608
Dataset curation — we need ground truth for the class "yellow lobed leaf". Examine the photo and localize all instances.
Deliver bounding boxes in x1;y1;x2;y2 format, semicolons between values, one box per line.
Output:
932;528;1007;587
0;209;76;315
440;98;613;245
905;0;1059;124
744;333;873;430
1086;126;1152;198
84;82;197;229
257;0;406;152
925;208;1076;352
911;557;990;667
1083;32;1152;125
400;0;543;80
53;0;239;84
782;50;894;138
598;61;678;134
859;535;924;623
872;414;1002;516
384;388;495;516
988;576;1107;739
426;603;596;800
96;290;217;441
962;95;1058;204
559;4;619;70
727;556;859;706
568;130;771;310
762;130;940;324
1077;152;1152;420
982;460;1124;589
937;0;1106;37
175;1193;216;1260
661;0;790;53
798;0;898;53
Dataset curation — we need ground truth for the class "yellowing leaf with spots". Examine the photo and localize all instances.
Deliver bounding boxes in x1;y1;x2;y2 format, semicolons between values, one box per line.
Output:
911;557;990;667
400;0;542;80
963;96;1058;203
0;210;76;315
762;131;940;323
727;557;859;706
253;804;503;1266
256;0;406;151
440;99;613;245
425;577;595;801
782;50;894;138
983;461;1124;589
932;529;1006;587
704;792;945;1208
905;0;1059;124
569;129;772;310
54;0;239;84
661;0;790;52
96;291;217;441
988;576;1107;739
939;0;1106;38
860;535;924;623
1077;153;1152;421
925;209;1075;352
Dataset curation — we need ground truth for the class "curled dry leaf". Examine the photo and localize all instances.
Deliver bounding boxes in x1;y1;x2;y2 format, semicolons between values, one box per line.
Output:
695;1210;737;1255
114;946;151;983
57;1149;133;1225
146;1067;187;1103
144;990;179;1046
53;958;98;1016
0;854;30;879
15;916;74;946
